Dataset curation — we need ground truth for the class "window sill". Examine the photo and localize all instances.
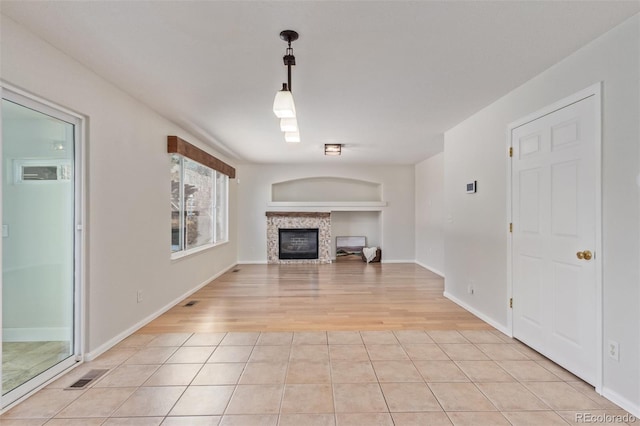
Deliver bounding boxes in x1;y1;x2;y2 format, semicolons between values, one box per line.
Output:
171;240;229;261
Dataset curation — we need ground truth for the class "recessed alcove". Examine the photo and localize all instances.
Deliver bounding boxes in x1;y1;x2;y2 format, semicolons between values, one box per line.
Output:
271;177;382;202
267;177;384;261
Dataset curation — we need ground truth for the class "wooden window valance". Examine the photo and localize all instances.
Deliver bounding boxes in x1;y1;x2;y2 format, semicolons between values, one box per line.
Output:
167;135;236;178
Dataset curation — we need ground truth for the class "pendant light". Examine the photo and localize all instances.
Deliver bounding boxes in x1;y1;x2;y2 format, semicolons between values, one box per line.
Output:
273;84;296;118
280;117;299;132
273;30;300;142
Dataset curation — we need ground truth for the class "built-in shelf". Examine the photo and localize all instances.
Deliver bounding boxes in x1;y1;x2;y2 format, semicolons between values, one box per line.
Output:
266;201;387;212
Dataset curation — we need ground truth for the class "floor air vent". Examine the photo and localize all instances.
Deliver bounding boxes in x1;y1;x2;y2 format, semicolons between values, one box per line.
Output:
232;269;240;272
66;369;109;390
184;300;198;307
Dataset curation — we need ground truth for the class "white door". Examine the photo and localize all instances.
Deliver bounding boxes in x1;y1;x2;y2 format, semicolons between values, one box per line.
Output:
511;94;598;385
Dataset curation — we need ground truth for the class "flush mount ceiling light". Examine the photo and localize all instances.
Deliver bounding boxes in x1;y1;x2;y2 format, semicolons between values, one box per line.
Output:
324;144;342;156
273;30;300;143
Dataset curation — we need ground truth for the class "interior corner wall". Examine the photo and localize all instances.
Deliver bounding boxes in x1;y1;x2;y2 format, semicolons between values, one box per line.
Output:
414;152;444;276
0;15;238;355
443;15;639;411
236;163;415;263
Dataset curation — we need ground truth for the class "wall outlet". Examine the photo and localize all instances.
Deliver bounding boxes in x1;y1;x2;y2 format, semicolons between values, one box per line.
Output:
608;340;619;362
2;225;8;238
467;285;474;295
137;290;143;303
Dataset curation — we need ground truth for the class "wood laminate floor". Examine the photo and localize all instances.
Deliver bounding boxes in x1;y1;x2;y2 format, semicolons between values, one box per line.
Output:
3;264;633;424
140;263;492;333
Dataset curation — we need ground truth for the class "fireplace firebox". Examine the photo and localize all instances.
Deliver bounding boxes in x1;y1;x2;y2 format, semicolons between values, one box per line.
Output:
279;228;319;260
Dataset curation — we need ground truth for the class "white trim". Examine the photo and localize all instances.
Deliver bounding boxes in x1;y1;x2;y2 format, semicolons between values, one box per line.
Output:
414;261;445;278
171;240;229;261
84;262;236;361
506;124;514;334
3;327;72;342
506;82;603;392
237;260;268;265
0;80;85;120
444;291;512;336
0;87;4;404
1;84;86;408
601;387;640;419
380;259;415;264
507;83;602;130
266;201;387;212
0;356;79;414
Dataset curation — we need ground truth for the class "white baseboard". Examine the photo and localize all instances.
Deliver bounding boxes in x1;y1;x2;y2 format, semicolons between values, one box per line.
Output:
443;291;511;335
381;259;416;264
236;260;268;264
85;262;237;361
414;261;445;277
601;387;640;419
3;327;71;342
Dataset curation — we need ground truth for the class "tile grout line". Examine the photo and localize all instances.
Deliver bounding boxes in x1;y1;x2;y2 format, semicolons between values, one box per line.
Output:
5;329;634;424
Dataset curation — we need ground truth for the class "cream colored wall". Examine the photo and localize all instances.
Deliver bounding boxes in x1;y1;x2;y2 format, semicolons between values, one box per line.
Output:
237;163;415;263
443;15;639;414
0;15;238;356
414;152;444;276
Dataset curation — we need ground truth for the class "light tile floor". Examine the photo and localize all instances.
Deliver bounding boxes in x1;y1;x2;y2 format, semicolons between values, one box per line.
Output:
0;330;636;425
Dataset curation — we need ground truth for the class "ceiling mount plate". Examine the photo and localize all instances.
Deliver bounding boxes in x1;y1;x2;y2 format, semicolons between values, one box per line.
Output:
280;30;299;43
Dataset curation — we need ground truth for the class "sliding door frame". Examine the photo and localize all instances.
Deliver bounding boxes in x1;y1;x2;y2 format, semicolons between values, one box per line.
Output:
0;83;86;410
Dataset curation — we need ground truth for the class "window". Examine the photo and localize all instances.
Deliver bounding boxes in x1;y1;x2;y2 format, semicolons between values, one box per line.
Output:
171;154;228;255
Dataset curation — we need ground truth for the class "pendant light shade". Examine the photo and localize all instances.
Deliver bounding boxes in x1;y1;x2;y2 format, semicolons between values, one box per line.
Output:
280;117;298;132
284;131;301;143
273;83;296;118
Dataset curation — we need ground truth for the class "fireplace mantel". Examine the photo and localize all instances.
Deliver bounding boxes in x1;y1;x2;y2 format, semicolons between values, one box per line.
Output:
266;211;331;218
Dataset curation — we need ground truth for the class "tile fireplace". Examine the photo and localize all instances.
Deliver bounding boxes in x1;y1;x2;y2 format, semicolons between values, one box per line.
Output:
266;212;331;264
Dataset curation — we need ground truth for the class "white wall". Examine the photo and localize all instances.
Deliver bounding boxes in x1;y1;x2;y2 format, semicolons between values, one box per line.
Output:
414;152;444;276
0;15;238;355
237;164;415;263
444;15;639;413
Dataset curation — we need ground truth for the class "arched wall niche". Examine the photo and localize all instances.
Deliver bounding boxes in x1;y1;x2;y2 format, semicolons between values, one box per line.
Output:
271;177;382;202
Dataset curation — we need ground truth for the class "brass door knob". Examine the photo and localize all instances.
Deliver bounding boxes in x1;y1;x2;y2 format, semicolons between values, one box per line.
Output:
576;250;592;260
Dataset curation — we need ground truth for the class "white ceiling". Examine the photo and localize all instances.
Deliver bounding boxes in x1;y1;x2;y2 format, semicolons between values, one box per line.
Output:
2;1;638;165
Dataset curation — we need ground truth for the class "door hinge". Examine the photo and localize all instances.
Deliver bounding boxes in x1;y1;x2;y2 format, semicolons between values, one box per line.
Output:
509;147;513;157
509;223;513;233
509;298;513;309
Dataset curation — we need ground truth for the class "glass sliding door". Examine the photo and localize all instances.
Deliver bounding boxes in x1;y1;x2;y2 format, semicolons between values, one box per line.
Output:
1;91;81;406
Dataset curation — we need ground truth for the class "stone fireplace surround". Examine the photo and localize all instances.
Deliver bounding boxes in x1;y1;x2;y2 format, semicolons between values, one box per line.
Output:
266;212;331;264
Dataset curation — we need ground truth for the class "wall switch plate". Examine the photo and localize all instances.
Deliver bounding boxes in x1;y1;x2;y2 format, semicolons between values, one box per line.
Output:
608;340;619;362
137;290;143;303
466;181;477;193
2;225;8;238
